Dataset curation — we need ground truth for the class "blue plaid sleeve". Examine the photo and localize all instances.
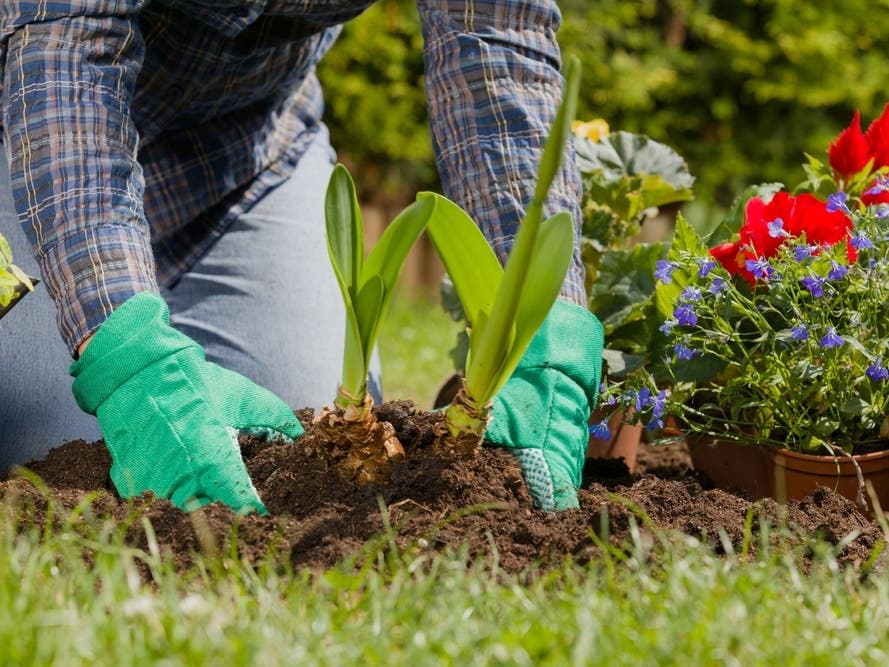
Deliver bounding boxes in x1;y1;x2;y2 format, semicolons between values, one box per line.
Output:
1;2;158;354
416;0;587;306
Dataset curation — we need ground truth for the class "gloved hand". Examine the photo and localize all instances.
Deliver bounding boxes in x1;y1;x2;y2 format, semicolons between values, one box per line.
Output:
70;292;303;514
484;299;604;511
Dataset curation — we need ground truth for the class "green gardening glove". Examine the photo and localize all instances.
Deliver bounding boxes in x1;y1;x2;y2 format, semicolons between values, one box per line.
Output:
485;299;604;511
70;292;304;514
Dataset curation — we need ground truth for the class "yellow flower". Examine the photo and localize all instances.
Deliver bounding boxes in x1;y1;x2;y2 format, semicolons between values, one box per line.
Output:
572;119;610;142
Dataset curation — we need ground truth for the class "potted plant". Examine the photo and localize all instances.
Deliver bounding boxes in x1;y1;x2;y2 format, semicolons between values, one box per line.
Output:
0;232;36;322
574;123;694;471
601;103;889;511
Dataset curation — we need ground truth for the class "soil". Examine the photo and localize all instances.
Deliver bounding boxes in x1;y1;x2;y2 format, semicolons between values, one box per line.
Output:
2;400;884;576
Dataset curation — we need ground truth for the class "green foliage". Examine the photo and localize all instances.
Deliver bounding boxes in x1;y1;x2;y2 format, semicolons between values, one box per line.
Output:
324;164;434;407
577;129;693;378
317;0;435;201
0;232;33;316
577;131;694;254
560;0;889;208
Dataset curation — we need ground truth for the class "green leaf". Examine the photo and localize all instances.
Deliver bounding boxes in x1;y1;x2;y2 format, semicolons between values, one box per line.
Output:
574;131;695;192
422;193;502;325
361;196;434;350
0;234;12;266
589;242;666;331
655;213;709;320
325;164;364;300
484;212;574;401
533;55;580;204
354;275;385;368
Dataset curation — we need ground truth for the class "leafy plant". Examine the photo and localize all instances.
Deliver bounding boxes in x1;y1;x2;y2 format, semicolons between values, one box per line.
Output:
313;164;434;483
576;125;694;379
601;103;889;454
0;232;34;320
421;57;581;456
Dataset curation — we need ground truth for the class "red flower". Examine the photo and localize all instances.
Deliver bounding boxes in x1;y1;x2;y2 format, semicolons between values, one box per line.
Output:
829;103;889;179
709;192;854;284
864;102;889;169
829;110;871;179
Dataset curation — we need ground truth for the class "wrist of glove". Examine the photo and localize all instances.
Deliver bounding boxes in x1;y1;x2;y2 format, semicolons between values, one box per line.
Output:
70;292;304;514
484;300;604;511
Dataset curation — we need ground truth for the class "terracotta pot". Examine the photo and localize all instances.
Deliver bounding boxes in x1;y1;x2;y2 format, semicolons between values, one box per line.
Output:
688;436;889;514
686;437;771;498
587;409;642;474
767;447;889;513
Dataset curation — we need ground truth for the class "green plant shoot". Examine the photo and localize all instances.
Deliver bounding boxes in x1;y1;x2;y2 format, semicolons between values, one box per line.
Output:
422;55;582;444
0;232;34;316
325;164;434;409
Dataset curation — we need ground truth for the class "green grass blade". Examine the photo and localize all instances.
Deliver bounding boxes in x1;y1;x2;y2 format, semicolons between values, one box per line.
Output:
325;164;364;300
422;192;503;324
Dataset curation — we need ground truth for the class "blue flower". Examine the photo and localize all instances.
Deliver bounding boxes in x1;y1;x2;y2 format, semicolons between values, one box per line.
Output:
697;259;717;278
674;342;697;360
793;244;817;262
828;261;848;281
818;327;844;349
589;420;612;440
826;191;850;213
659;319;677;336
851;232;873;250
673;304;698;327
650;389;667;419
709;277;727;294
745;257;772;280
767;217;789;238
800;275;826;298
680;286;703;302
867;359;889;381
634;387;652;412
865;175;889;196
654;260;676;284
645;416;665;431
790;324;809;341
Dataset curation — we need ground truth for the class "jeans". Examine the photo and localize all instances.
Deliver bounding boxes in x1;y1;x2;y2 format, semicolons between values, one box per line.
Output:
0;126;380;471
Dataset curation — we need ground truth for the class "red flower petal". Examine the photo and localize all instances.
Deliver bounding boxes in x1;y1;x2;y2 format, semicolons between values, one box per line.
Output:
864;102;889;169
829;110;872;178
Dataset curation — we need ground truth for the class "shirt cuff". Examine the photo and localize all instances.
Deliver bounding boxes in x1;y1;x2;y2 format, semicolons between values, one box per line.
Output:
38;225;159;355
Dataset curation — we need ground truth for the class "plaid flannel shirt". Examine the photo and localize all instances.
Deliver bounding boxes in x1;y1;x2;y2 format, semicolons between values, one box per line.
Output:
0;0;585;354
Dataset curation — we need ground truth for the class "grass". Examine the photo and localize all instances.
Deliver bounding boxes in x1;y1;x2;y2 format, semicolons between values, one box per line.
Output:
2;494;889;666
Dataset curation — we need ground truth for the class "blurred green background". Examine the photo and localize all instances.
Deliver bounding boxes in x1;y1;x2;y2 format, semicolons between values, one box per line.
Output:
319;0;889;213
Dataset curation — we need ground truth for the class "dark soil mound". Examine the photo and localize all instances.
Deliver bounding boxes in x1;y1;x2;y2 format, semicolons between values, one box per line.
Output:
3;401;884;574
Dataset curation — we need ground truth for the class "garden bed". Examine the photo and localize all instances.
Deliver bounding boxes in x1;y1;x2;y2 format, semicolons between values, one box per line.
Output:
2;400;883;575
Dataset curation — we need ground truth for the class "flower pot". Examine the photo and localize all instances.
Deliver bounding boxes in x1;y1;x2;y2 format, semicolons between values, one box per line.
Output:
766;447;889;513
686;437;771;499
587;408;642;474
688;436;889;514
